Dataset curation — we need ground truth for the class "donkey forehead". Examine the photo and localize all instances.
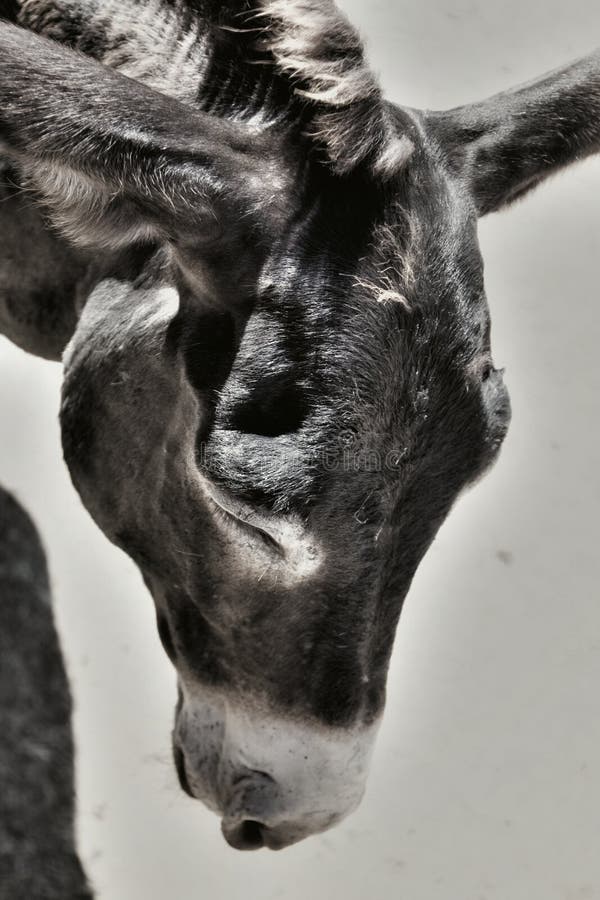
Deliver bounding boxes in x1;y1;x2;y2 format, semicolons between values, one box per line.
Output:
196;198;491;499
219;169;485;392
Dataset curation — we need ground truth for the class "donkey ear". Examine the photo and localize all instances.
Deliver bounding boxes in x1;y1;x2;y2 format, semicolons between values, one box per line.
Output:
0;22;256;248
428;51;600;215
261;0;414;178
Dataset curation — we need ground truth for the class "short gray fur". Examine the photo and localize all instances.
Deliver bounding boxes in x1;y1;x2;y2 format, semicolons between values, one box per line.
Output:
0;488;92;898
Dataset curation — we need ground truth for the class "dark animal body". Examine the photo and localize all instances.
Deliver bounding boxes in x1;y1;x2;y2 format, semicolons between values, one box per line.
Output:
0;0;598;850
0;488;91;898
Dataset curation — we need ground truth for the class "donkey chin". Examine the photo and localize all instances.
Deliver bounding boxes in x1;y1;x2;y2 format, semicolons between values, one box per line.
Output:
171;683;381;851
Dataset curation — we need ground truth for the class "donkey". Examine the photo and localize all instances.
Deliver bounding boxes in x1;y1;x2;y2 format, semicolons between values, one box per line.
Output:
0;0;598;851
0;488;92;897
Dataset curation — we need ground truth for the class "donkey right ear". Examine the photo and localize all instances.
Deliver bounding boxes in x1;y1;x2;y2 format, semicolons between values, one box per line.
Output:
0;22;257;249
427;51;600;216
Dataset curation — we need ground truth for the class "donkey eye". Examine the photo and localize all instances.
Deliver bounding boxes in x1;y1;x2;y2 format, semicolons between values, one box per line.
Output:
215;503;282;554
204;488;283;555
482;366;511;431
484;366;506;388
481;358;502;382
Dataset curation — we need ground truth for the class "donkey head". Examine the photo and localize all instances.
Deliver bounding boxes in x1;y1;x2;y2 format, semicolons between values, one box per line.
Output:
1;2;598;850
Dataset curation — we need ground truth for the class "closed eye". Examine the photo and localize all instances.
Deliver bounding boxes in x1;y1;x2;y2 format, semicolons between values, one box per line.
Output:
207;495;283;556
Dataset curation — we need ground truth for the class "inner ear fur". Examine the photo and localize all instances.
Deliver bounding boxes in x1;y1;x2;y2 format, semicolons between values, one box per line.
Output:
0;21;265;249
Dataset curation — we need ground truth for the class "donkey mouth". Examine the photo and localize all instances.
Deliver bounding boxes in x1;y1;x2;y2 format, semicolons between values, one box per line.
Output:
221;818;271;851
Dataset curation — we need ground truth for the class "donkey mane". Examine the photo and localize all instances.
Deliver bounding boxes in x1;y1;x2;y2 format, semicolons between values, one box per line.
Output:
19;0;413;177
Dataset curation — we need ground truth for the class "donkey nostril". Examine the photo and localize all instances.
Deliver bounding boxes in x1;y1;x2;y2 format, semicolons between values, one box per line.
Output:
223;819;266;851
240;820;265;849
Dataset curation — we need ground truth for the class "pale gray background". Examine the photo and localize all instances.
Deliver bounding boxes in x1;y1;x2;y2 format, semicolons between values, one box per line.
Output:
1;1;600;897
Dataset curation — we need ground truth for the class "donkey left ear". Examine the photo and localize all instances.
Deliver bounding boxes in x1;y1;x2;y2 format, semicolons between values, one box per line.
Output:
0;22;259;249
427;51;600;215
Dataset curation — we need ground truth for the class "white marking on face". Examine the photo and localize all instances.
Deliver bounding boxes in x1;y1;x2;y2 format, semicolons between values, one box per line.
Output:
199;478;324;586
175;684;381;841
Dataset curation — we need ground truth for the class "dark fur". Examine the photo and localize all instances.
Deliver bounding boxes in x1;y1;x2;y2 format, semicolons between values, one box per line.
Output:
0;489;92;897
1;0;598;847
0;0;19;21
